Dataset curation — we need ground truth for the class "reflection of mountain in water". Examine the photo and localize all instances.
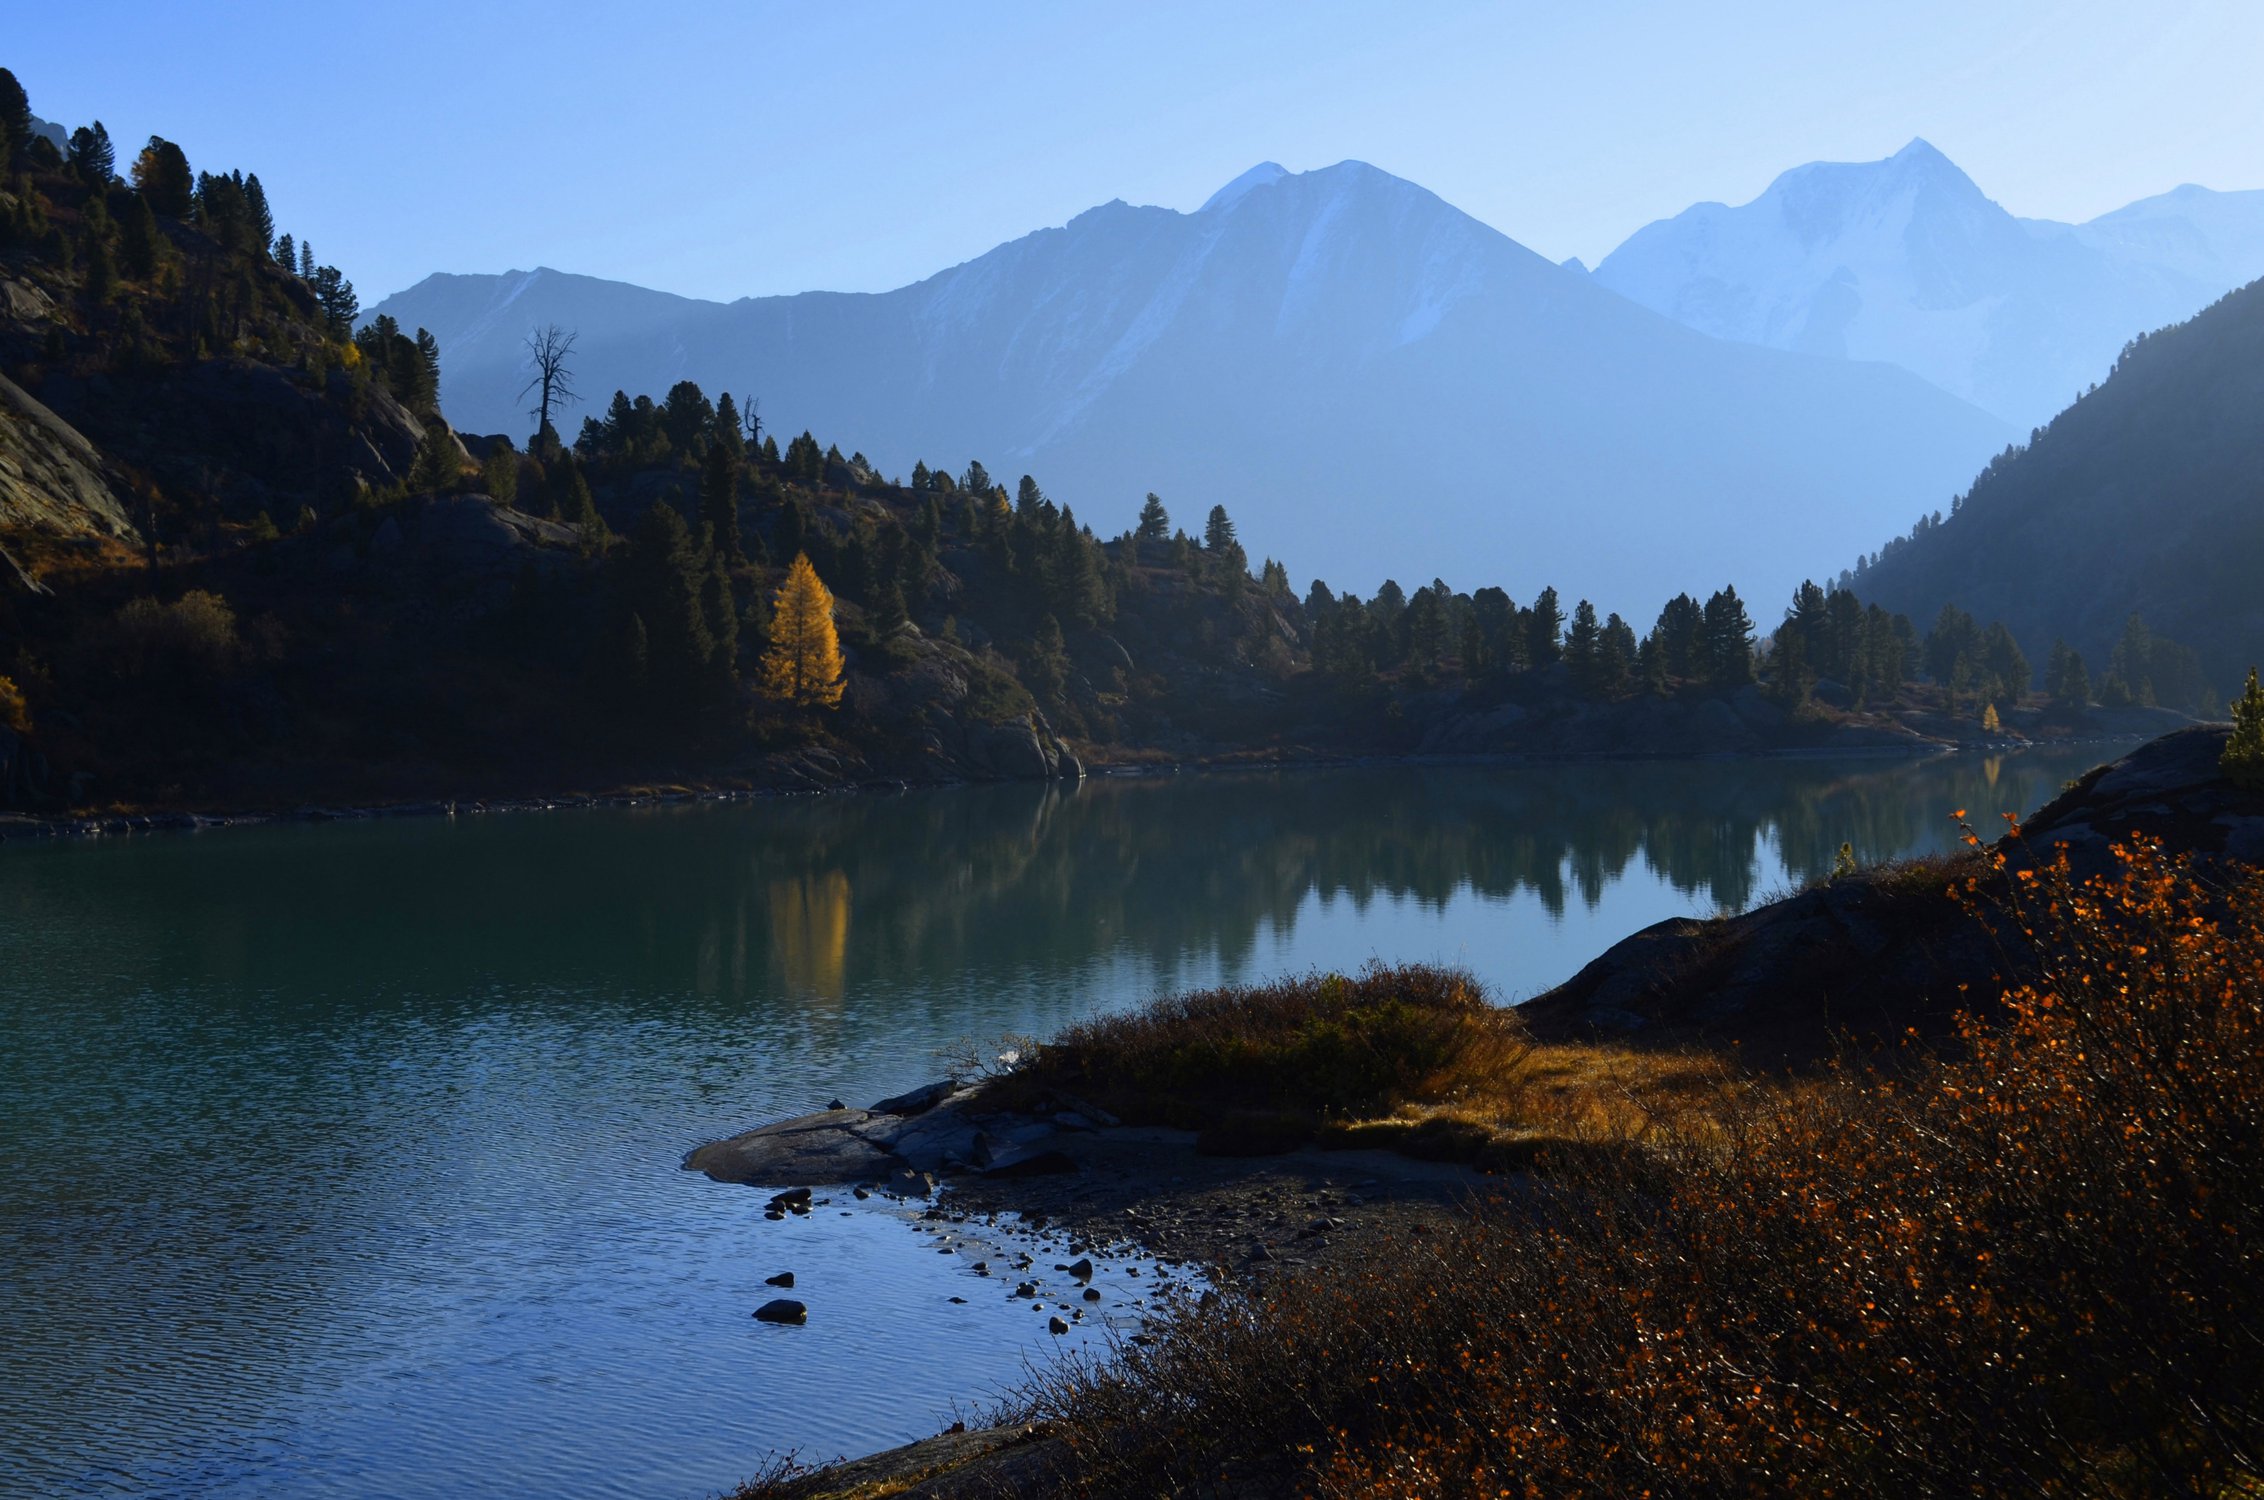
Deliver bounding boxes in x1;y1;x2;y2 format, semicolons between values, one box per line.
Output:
6;749;2105;1019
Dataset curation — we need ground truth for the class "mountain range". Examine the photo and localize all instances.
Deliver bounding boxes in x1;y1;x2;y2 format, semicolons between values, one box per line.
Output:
371;161;2012;615
1592;139;2264;428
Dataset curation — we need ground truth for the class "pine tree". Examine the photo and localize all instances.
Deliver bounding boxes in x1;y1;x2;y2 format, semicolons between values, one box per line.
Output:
411;328;442;412
759;553;845;710
1204;504;1237;552
243;173;274;254
481;445;520;509
700;545;740;685
1136;493;1170;542
1702;586;1755;689
700;437;742;563
712;393;746;462
549;452;606;544
409;422;460;492
1563;599;1603;692
1024;613;1069;707
0;69;30;165
1528;586;1564;668
623;503;716;702
119;192;161;279
82;230;116;305
2224;668;2264;791
68;121;114;182
130;136;193;216
2045;640;2090;715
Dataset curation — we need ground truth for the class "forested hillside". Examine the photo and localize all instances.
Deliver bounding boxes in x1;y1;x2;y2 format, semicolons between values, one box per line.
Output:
0;64;2166;817
1851;275;2264;697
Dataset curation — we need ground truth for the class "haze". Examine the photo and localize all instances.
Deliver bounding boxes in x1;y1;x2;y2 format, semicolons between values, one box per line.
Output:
11;0;2263;306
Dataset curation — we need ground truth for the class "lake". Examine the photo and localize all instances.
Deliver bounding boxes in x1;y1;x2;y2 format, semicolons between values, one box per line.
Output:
0;746;2109;1498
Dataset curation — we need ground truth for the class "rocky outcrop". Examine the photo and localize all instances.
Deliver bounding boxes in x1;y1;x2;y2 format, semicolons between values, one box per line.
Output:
685;1079;1110;1189
0;371;138;542
1519;727;2262;1062
961;711;1083;782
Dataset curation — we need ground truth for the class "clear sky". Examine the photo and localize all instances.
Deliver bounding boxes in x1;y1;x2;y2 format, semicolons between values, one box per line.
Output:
8;1;2261;305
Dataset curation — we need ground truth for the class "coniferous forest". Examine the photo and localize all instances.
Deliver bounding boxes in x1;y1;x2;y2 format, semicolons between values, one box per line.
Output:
0;65;2218;815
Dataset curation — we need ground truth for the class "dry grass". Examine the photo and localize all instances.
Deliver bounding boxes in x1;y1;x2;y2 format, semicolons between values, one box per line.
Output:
1012;837;2264;1497
988;962;1825;1173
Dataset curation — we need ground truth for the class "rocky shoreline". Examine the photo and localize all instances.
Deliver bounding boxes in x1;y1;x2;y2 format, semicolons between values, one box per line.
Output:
685;1078;1490;1279
687;1077;1500;1499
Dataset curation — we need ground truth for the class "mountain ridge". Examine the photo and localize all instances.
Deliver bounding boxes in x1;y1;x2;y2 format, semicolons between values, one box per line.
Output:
374;159;2009;614
1594;142;2264;426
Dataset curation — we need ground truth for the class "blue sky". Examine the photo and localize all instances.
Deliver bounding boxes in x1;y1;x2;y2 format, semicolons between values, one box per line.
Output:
9;1;2261;304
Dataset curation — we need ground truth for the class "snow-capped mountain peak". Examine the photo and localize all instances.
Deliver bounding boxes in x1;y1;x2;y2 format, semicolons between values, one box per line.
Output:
1593;141;2256;425
1200;161;1290;213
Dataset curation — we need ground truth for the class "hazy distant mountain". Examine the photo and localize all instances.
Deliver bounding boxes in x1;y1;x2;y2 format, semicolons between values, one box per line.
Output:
373;161;2009;612
1852;275;2264;690
1593;140;2264;427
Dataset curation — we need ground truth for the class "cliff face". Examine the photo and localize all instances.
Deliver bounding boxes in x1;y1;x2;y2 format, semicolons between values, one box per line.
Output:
1519;728;2261;1062
0;370;137;543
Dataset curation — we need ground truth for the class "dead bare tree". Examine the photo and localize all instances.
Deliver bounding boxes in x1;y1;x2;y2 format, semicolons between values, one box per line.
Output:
519;324;579;452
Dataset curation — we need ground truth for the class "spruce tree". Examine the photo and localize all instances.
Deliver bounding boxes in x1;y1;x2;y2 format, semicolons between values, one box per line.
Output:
2224;668;2264;791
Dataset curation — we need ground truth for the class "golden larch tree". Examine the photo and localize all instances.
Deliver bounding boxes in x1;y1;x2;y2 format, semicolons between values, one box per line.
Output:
759;553;845;709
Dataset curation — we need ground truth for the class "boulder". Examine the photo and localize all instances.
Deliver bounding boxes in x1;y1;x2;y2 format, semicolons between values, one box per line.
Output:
683;1108;898;1186
754;1299;808;1325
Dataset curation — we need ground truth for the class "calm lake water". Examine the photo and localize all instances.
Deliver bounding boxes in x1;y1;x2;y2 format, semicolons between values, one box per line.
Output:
1;747;2109;1498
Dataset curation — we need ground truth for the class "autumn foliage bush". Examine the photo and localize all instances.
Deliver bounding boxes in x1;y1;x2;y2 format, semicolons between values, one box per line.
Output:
1027;836;2264;1497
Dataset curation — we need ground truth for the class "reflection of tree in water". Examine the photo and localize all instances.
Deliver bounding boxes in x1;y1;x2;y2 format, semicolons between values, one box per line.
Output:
766;871;851;1000
644;747;2109;1003
28;747;2106;1022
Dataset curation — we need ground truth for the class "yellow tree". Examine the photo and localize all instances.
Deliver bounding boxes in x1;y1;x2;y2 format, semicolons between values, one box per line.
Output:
759;553;845;709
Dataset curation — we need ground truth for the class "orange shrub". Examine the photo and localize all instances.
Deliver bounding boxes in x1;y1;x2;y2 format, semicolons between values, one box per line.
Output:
1030;838;2264;1498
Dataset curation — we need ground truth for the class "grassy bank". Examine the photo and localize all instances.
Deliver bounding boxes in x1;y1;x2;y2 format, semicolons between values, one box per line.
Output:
985;961;1744;1172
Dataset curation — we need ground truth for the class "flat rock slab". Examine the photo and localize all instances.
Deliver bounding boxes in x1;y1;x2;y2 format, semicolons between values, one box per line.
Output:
685;1108;899;1186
